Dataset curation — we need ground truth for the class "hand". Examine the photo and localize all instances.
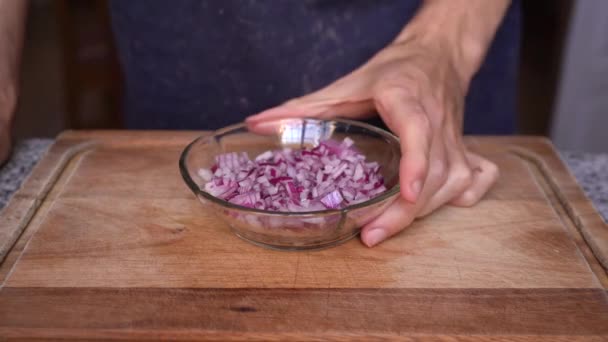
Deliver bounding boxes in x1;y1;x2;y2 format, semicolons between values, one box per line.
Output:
247;31;499;247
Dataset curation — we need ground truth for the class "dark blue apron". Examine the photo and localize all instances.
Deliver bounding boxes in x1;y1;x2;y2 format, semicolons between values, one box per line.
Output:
109;0;520;134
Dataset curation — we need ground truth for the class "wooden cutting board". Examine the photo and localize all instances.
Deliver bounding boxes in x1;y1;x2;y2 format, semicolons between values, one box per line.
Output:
0;131;607;341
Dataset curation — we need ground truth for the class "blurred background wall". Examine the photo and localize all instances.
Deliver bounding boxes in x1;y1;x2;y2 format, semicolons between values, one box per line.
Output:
13;0;607;152
14;0;121;139
551;0;608;153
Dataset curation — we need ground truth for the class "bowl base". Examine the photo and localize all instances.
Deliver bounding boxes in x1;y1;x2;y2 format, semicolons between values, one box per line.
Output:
232;230;360;251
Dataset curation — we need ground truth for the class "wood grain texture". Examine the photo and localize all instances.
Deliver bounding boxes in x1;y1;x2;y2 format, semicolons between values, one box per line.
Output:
0;288;607;340
0;131;606;340
469;136;608;272
0;139;94;263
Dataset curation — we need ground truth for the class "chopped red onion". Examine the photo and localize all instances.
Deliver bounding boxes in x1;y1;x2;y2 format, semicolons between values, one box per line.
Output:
198;168;213;182
320;190;344;209
199;138;387;212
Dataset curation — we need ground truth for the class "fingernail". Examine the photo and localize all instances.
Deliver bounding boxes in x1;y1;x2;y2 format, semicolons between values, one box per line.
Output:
364;228;386;247
410;180;422;198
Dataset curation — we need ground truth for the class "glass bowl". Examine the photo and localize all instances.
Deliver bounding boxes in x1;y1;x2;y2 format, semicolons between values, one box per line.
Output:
179;118;401;251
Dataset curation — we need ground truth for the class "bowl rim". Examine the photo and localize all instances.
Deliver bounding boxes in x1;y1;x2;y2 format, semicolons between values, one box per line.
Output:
179;118;401;216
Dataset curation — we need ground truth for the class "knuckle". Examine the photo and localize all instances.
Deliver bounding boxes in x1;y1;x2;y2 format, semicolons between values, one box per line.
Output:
450;165;473;191
375;76;419;100
377;72;419;90
488;167;500;186
486;160;499;176
374;87;406;111
477;159;499;185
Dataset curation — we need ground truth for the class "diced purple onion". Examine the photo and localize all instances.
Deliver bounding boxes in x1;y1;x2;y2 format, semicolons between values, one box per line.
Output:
320;190;344;209
199;138;387;212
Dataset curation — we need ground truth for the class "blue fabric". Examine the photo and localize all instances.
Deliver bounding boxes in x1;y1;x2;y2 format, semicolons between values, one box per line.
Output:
109;0;520;134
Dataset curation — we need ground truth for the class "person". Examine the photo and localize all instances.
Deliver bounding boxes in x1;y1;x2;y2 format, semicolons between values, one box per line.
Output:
0;0;520;247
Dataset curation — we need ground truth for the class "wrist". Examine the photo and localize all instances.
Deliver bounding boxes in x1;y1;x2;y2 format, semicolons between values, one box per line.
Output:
395;22;477;92
396;0;510;89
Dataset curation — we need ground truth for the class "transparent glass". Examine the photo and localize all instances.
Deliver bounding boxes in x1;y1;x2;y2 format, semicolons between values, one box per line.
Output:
179;118;401;250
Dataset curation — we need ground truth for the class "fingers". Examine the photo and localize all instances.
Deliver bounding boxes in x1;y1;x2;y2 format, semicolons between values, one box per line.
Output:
375;89;432;203
450;151;499;207
244;117;285;135
361;135;448;247
362;150;498;248
244;96;373;135
418;142;472;217
359;87;441;247
360;196;417;247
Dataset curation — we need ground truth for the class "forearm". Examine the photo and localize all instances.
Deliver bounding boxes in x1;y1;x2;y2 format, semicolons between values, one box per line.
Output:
0;0;28;124
396;0;511;88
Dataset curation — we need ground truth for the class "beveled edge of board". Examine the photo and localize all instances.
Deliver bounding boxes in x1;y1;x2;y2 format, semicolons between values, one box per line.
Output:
58;129;206;146
3;331;604;342
0;138;96;264
472;136;608;273
1;287;607;339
